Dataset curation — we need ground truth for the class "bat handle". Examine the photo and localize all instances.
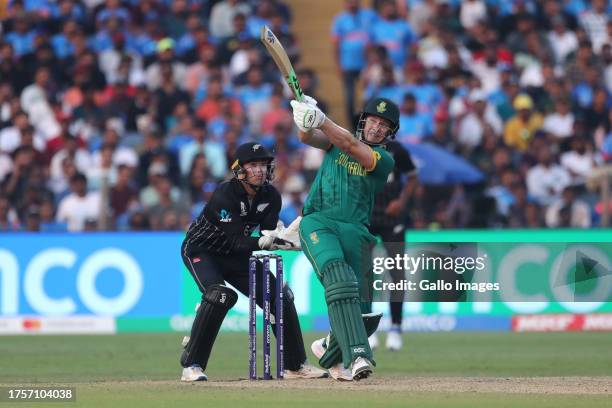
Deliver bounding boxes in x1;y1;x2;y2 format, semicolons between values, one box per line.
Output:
287;70;304;102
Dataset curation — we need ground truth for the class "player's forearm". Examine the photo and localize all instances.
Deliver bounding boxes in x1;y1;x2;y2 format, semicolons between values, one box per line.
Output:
297;128;331;150
320;118;375;169
319;118;355;152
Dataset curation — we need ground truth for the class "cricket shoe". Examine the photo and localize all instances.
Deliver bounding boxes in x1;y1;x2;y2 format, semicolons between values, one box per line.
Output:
350;357;373;380
385;325;403;351
368;332;379;350
310;337;352;381
181;365;208;382
283;362;328;379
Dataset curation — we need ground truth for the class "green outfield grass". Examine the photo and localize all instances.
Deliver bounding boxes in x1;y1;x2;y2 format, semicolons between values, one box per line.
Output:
1;332;611;407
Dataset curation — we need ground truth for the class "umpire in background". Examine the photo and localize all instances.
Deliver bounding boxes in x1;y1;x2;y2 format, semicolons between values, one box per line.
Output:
367;140;417;352
179;142;326;381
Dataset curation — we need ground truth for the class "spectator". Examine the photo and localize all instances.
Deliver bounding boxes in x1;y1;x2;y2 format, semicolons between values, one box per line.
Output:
209;0;251;40
0;111;46;153
49;131;92;184
56;173;101;231
179;120;226;179
457;89;503;151
397;93;433;144
526;145;571;205
4;13;36;58
503;94;543;151
542;99;575;140
460;0;487;31
146;173;190;230
579;0;609;52
107;163;137;226
137;129;181;187
20;67;60;139
370;0;414;69
560;136;596;185
331;0;377;124
145;38;187;92
0;195;20;231
545;186;591;227
195;75;242;123
548;15;578;65
260;86;292;135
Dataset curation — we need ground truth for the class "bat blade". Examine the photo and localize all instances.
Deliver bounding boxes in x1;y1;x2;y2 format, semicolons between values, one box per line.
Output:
260;25;304;102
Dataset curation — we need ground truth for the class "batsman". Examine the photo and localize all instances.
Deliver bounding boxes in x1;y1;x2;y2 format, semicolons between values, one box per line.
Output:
290;95;398;380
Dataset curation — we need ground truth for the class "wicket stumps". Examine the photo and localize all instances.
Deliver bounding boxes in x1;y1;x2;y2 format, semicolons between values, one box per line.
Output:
249;254;284;380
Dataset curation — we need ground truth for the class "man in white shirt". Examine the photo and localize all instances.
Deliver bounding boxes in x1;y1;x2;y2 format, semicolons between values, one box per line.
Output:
209;0;251;39
548;15;578;65
457;89;502;149
526;146;571;206
545;186;591;228
0;111;46;153
560;136;596;184
580;0;609;52
56;173;101;232
50;132;92;182
543;99;575;139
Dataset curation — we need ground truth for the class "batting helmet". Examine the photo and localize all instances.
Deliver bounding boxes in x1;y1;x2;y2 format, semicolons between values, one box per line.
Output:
355;97;400;146
231;142;275;187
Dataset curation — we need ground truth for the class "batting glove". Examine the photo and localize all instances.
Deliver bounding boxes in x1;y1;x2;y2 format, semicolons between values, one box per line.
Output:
303;95;319;106
290;99;326;131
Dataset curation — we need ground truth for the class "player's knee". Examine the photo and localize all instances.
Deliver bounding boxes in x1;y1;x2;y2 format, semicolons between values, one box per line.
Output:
203;284;238;310
322;260;360;303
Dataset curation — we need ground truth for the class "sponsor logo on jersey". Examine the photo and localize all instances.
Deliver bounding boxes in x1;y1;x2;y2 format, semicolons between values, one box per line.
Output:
256;203;269;212
219;209;232;222
352;347;366;354
310;232;319;244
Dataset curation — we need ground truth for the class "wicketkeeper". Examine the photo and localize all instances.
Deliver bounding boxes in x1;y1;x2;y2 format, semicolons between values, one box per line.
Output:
179;142;326;381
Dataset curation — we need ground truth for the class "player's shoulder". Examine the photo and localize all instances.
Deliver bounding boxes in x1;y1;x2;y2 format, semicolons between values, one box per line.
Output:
372;145;394;163
216;179;234;193
262;183;281;199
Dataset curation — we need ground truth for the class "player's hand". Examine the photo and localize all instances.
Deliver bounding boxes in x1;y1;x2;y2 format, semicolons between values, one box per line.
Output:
290;99;326;131
385;199;404;217
261;220;285;238
258;235;295;250
303;95;318;106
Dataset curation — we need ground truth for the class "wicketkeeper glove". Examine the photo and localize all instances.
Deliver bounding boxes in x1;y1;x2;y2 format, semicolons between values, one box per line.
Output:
258;235;295;251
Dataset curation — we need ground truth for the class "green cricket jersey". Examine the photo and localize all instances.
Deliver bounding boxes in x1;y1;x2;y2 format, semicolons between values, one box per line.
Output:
303;144;395;225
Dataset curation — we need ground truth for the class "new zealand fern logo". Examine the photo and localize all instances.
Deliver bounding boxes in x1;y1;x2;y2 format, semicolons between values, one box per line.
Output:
376;101;387;113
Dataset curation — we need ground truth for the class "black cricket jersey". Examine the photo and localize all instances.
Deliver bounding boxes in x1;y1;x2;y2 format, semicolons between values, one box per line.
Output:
370;141;417;228
183;178;281;256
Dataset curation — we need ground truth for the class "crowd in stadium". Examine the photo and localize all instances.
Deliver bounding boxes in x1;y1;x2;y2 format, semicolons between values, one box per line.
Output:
0;0;610;232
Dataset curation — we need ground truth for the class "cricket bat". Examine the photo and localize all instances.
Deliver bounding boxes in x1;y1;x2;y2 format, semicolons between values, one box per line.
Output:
260;25;304;102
